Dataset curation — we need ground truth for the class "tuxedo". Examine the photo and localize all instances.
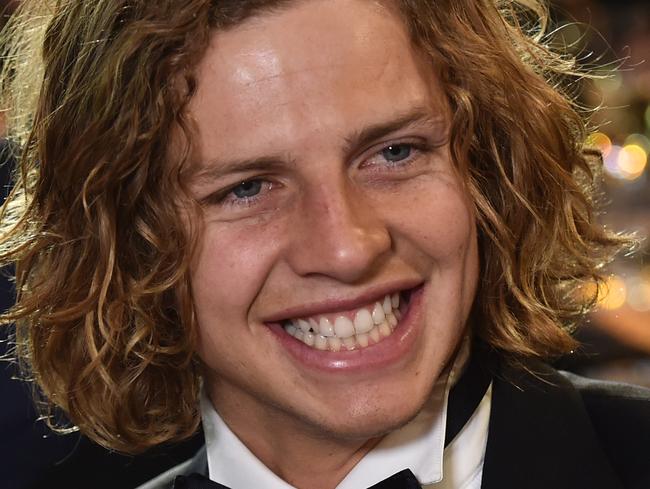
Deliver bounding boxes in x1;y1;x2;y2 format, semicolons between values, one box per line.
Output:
138;345;650;489
482;357;650;489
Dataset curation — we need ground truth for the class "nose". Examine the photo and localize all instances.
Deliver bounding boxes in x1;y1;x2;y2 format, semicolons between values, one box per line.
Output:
285;179;392;283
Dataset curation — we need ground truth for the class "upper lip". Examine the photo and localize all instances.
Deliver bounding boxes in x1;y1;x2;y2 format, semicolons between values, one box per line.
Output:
262;280;423;323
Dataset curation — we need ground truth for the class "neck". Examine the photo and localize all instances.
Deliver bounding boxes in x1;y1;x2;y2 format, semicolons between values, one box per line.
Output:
207;382;382;489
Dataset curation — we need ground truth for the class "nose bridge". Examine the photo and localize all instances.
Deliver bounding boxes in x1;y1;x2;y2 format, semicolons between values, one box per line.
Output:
286;177;391;282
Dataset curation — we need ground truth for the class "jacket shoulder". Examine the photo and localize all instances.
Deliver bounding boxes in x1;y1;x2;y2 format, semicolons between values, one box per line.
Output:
561;371;650;489
482;352;650;489
136;447;207;489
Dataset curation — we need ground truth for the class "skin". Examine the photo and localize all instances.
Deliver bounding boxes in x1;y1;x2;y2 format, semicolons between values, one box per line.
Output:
186;0;479;487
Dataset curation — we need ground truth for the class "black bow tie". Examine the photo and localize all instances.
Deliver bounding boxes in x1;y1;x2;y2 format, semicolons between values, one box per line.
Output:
173;468;422;488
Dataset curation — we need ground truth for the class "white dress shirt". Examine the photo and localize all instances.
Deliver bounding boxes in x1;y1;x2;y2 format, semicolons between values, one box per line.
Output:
201;337;491;489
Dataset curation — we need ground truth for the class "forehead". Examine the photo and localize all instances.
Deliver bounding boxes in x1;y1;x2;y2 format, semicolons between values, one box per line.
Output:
189;0;445;164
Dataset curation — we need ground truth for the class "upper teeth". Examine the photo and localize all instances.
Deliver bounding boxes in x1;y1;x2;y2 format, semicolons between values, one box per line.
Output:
282;292;402;350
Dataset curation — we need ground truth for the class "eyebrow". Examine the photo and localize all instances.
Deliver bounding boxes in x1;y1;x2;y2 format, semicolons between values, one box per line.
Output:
192;155;292;185
342;106;446;156
192;106;446;184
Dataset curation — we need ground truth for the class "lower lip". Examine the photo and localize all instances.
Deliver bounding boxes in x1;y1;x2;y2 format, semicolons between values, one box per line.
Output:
267;284;425;373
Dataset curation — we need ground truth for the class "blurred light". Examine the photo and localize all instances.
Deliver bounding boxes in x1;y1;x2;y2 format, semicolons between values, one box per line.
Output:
598;275;626;311
624;134;650;154
594;73;623;94
645;105;650;131
617;145;647;180
588;132;612;157
605;144;648;181
627;278;650;312
604;145;622;178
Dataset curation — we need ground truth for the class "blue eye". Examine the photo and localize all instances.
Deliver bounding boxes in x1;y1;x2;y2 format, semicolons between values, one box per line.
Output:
381;144;412;162
232;180;262;199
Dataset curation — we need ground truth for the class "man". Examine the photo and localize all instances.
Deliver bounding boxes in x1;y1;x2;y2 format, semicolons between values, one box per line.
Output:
1;1;648;488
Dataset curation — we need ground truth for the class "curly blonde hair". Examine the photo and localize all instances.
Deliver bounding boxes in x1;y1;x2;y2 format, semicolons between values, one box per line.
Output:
0;0;626;453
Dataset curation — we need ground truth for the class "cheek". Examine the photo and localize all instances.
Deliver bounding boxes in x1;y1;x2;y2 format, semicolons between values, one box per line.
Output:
391;178;476;263
190;222;283;320
387;178;479;324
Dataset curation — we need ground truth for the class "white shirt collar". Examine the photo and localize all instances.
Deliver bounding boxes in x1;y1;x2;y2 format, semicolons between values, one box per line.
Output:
437;383;491;489
200;336;488;489
201;393;293;489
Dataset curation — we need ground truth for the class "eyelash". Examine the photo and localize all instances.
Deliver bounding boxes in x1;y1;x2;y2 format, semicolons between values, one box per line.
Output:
206;140;432;209
363;141;431;171
207;180;274;209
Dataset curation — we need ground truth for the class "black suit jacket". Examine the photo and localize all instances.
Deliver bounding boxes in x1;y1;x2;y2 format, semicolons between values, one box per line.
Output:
481;357;650;489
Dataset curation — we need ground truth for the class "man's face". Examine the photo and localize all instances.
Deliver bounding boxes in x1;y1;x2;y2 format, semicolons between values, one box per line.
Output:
187;0;479;442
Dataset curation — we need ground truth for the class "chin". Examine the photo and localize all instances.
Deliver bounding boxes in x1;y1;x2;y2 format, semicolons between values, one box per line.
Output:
320;411;421;442
305;391;429;441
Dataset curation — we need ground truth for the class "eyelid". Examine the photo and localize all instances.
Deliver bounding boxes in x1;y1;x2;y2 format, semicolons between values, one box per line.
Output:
358;138;433;168
361;130;439;155
201;177;276;208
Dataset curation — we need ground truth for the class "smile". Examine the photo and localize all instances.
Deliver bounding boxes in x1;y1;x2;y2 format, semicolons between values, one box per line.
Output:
281;290;410;351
